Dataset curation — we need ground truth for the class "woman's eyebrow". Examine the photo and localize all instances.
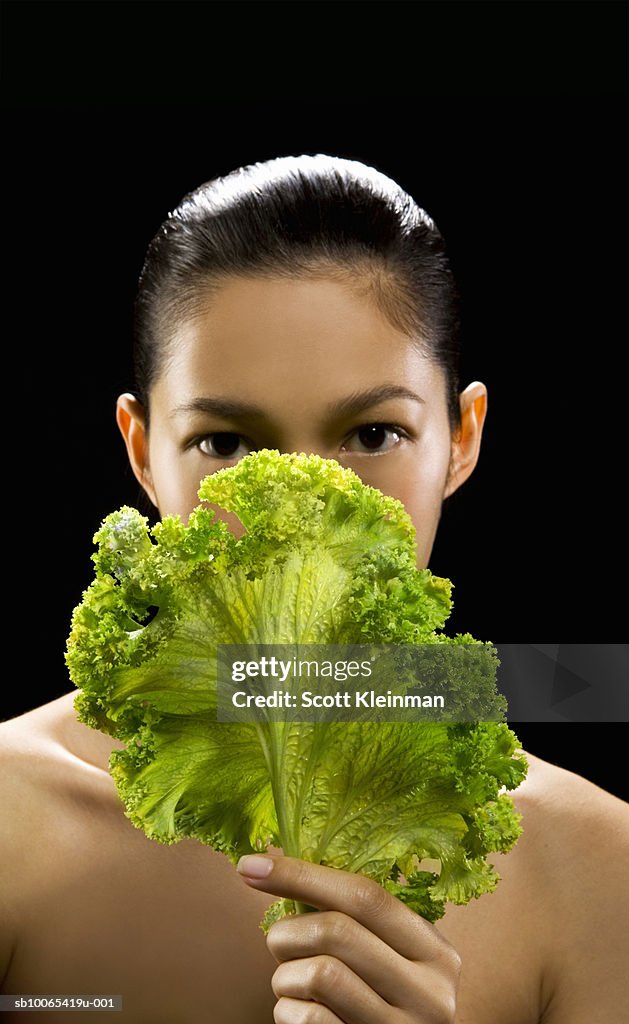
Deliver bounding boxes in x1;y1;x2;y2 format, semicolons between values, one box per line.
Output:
327;384;425;417
170;384;425;422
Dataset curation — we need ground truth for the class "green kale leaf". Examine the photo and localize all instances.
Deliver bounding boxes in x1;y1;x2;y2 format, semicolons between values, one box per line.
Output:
66;449;527;928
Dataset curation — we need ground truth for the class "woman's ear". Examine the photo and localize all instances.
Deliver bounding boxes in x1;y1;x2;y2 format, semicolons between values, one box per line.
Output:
443;381;488;499
116;393;159;508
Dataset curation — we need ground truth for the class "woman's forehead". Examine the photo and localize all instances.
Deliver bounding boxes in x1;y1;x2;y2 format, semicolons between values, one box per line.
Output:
172;274;408;344
156;275;440;402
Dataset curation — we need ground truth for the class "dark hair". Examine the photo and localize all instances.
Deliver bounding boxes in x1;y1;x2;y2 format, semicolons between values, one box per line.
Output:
133;154;462;431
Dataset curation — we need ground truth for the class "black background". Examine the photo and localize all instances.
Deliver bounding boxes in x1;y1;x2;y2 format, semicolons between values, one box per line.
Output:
2;2;627;798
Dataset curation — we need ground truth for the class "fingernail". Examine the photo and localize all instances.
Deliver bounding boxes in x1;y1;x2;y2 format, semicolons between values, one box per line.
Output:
237;855;274;879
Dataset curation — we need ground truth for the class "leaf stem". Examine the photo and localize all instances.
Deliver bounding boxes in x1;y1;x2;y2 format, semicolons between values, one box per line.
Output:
294;901;318;916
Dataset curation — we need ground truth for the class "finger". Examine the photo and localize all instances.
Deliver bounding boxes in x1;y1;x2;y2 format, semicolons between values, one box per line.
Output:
273;996;343;1023
267;910;419;1007
268;911;460;1017
272;955;396;1024
237;854;449;961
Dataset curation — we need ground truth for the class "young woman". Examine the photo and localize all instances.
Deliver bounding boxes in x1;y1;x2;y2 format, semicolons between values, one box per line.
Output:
1;155;627;1023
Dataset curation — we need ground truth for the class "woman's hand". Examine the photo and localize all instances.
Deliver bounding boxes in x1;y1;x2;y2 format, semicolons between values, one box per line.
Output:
237;854;461;1024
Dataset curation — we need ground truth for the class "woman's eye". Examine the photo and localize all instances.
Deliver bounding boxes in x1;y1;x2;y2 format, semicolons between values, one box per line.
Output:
342;424;406;455
197;433;252;460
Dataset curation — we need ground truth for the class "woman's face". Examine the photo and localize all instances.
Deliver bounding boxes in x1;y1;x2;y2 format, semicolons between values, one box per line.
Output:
118;275;486;568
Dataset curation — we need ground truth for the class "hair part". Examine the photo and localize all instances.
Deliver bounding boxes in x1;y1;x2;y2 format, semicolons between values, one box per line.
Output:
133;154;463;432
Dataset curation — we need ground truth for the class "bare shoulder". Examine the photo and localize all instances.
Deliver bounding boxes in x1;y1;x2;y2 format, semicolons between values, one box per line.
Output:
0;700;60;986
514;751;629;904
0;694;118;806
0;695;121;987
0;691;122;837
515;752;629;1023
437;750;628;1024
0;695;76;856
0;694;100;869
517;751;629;858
